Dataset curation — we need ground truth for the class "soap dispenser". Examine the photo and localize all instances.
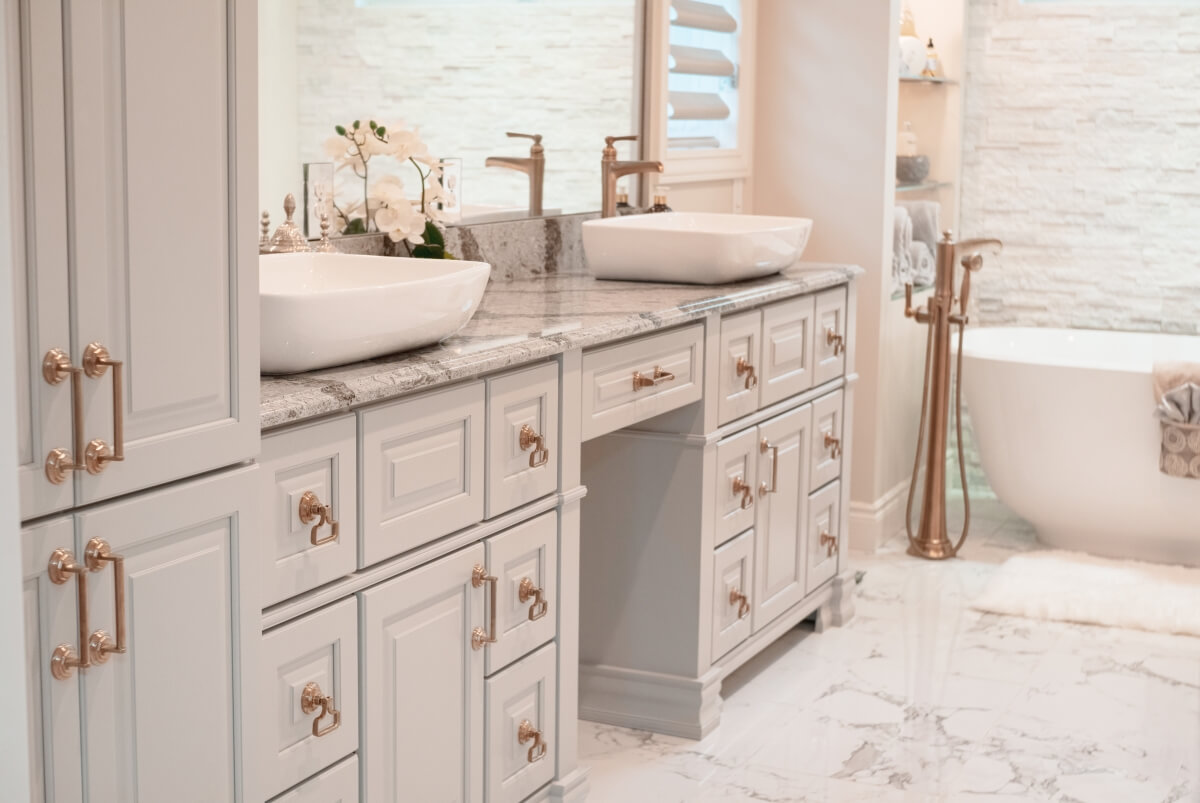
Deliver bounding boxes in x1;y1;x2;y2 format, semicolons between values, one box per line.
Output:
650;186;672;213
921;38;945;79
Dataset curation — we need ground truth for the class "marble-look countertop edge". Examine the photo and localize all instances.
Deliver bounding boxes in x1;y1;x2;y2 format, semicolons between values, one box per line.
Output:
260;264;862;431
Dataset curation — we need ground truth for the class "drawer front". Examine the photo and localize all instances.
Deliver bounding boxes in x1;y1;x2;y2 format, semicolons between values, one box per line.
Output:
712;530;753;661
813;287;847;386
761;296;816;406
261;598;359;799
485;511;559;675
268;755;358;803
487;363;560;518
810;389;845;491
581;324;704;440
807;480;841;592
260;417;358;607
486;643;558;803
361;381;486;566
717;309;762;425
714;427;758;548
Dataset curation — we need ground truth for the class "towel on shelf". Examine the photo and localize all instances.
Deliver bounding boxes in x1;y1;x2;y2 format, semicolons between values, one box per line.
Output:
898;200;941;255
1153;362;1200;479
909;240;935;287
893;206;913;294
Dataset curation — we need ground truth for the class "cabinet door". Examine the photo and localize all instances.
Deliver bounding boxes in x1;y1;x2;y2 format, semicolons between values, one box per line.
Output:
718;310;763;425
76;466;258;803
22;517;83;803
65;0;258;506
813;288;847;386
760;296;815;406
752;404;812;631
807;480;841;592
7;0;73;521
361;544;485;803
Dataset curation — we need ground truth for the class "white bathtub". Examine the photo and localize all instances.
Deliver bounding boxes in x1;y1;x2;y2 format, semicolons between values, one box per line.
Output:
962;327;1200;565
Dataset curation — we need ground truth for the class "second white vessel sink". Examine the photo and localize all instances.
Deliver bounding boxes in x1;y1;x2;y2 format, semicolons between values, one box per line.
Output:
261;252;491;374
582;212;813;285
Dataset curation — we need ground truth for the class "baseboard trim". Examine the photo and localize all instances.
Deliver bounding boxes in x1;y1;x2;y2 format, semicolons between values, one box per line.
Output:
849;479;909;552
547;766;590;803
579;664;723;740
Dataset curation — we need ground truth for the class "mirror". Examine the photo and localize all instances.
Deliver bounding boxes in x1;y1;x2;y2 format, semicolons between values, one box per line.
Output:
259;0;642;234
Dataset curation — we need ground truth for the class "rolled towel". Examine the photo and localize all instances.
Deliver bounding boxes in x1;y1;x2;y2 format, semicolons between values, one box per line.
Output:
1153;362;1200;409
898;200;941;255
893;206;913;292
909;240;935;287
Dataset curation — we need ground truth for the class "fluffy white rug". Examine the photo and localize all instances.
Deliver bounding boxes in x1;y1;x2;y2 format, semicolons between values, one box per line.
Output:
972;550;1200;638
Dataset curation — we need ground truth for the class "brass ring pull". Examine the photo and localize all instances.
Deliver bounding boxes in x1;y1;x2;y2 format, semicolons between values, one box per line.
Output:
517;719;547;764
732;476;753;510
825;327;845;357
519;424;550;469
824;432;843;460
518;577;549;621
84;538;126;665
48;548;96;680
298;491;340;546
300;682;341;738
729;588;750;620
42;349;85;485
82;343;125;475
820;531;838;558
632;366;675;392
759;439;779;497
471;565;499;649
736;356;758;390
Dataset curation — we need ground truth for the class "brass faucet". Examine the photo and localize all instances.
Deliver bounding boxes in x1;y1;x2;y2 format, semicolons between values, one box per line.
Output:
485;132;545;217
600;135;663;218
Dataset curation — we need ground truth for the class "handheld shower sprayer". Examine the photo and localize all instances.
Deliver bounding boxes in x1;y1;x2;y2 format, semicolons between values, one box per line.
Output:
903;231;1002;559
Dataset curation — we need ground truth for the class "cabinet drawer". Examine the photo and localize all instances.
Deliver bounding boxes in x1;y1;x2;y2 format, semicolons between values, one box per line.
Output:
260;417;358;607
268;755;358;803
712;530;753;661
261;598;359;800
487;363;560;518
486;643;557;803
761;296;816;406
581;324;704;440
485;511;558;675
813;287;848;386
810;389;844;491
807;480;841;592
717;309;762;425
361;381;486;566
714;427;757;548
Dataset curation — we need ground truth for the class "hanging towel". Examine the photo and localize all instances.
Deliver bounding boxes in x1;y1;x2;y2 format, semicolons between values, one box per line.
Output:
909;240;935;287
898;200;941;255
1153;362;1200;480
893;206;913;294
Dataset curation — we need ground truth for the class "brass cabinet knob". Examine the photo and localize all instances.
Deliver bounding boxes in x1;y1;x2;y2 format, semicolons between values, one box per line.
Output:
517;719;547;764
519;424;550;468
728;588;750;619
300;682;341;738
471;565;499;650
735;356;758;390
820;531;838;558
824;432;843;459
518;577;549;621
825;327;845;357
731;476;753;509
632;366;675;391
299;490;340;546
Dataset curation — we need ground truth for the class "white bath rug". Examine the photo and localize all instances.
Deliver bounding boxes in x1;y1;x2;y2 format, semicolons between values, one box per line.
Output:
972;550;1200;637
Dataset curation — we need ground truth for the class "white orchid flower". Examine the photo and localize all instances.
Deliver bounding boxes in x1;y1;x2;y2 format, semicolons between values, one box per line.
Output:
375;201;426;245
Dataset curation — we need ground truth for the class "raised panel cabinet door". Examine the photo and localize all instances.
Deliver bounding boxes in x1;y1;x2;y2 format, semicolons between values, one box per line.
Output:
484;511;559;675
714;427;757;548
361;544;485;803
6;0;73;521
752;404;812;632
760;296;816;406
810;389;845;492
486;362;560;518
76;465;258;803
268;755;358;803
807;480;841;592
711;530;753;661
65;0;258;505
813;287;848;387
485;643;557;803
717;309;762;425
22;517;83;803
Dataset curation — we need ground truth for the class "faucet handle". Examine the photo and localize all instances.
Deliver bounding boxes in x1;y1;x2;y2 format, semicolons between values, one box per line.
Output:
604;134;638;147
505;131;543;155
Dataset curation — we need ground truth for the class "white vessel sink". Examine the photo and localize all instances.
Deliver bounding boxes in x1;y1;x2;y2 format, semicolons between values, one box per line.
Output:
260;252;491;374
583;212;813;285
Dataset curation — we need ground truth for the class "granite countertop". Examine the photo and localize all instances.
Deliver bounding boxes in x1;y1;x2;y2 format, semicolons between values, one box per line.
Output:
260;263;862;430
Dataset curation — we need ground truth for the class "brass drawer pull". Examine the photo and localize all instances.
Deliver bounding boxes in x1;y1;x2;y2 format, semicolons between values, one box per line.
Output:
48;548;95;680
824;432;843;460
300;682;341;738
735;356;757;390
471;565;499;649
728;588;750;620
299;491;340;546
517;719;547;764
519;424;550;469
82;342;125;475
820;531;838;558
42;349;85;485
759;439;779;497
84;538;126;665
732;476;753;509
518;577;549;621
825;327;845;357
632;366;675;391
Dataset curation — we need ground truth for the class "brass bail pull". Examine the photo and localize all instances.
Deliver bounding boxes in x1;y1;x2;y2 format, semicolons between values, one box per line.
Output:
519;424;550;468
83;342;125;475
517;720;547;764
299;491;340;546
300;682;341;738
518;576;549;621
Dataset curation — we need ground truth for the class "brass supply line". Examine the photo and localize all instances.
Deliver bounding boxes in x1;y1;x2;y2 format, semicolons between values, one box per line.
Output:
903;231;1002;559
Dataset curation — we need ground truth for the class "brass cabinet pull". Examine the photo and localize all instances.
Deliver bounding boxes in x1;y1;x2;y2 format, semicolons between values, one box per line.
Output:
731;476;753;510
82;342;125;475
300;682;341;738
471;565;499;649
517;719;547;764
48;548;97;680
825;327;845;357
736;356;758;390
824;432;843;460
519;424;550;469
632;366;675;392
820;531;838;558
759;439;779;497
42;349;85;485
518;577;549;621
728;588;750;620
84;538;126;665
298;491;340;546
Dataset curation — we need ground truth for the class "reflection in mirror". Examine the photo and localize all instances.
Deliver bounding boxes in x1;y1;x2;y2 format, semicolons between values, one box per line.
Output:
260;0;642;232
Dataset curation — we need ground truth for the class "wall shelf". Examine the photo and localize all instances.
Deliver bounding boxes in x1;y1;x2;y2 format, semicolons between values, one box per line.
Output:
891;283;935;302
900;75;957;85
896;180;952;194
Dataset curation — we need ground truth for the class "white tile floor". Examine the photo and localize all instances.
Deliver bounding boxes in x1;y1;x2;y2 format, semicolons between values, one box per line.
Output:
580;500;1200;802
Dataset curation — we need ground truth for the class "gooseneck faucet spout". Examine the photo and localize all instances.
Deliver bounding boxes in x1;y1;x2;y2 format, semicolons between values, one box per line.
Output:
600;135;663;217
485;132;545;216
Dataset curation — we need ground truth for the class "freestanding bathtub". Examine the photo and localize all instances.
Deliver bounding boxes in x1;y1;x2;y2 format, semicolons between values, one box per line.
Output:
962;327;1200;565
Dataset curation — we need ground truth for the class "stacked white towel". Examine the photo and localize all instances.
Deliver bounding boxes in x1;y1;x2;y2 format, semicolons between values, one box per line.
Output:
893;206;913;294
899;200;941;256
909;240;935;286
